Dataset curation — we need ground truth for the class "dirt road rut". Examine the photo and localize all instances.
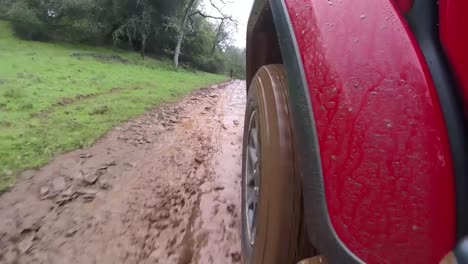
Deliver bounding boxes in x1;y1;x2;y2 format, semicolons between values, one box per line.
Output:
0;81;246;264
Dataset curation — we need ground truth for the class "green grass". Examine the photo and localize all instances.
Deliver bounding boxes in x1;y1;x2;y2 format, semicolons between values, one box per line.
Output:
0;21;228;190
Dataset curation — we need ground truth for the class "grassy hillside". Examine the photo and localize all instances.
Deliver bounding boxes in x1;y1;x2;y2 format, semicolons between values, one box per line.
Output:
0;21;228;190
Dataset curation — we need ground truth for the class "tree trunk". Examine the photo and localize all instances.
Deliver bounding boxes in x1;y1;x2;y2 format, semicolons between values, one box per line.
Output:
211;21;224;56
173;0;196;68
140;35;146;60
174;33;183;67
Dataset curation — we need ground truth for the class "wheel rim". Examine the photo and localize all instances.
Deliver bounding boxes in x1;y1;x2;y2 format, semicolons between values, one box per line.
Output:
245;110;260;246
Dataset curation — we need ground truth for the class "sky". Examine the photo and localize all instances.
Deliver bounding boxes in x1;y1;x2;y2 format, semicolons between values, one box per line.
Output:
202;0;255;48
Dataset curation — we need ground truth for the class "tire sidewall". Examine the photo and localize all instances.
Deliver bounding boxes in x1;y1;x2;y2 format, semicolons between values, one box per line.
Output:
241;65;301;264
242;78;259;263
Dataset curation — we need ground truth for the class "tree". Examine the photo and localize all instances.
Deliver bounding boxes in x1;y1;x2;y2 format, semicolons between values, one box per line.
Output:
3;0;245;74
224;45;246;79
112;0;154;58
172;0;197;68
165;0;237;68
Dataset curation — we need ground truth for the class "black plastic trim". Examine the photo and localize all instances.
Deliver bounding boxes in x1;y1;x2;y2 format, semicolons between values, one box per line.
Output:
406;0;468;240
247;0;268;35
455;237;468;264
268;0;362;263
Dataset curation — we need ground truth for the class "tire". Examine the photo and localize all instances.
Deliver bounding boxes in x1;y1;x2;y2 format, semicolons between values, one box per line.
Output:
241;64;302;264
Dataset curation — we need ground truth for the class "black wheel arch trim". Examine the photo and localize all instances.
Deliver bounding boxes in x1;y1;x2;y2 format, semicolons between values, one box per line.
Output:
406;0;468;242
268;0;363;263
455;237;468;264
247;0;268;36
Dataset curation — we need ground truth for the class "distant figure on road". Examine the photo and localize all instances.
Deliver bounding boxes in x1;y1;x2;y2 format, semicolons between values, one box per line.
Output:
229;69;234;79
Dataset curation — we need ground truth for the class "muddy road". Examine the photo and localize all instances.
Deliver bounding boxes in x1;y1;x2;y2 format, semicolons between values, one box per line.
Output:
0;81;246;264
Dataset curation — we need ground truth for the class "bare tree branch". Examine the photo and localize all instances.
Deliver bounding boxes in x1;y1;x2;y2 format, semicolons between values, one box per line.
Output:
189;10;235;22
172;0;238;67
162;16;180;33
207;0;225;18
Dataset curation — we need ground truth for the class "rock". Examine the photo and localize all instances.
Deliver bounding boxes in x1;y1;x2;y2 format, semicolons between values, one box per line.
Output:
171;218;181;228
125;162;136;167
20;170;36;180
194;155;204;164
70;171;84;181
178;246;194;264
78;153;92;159
233;120;239;126
209;94;218;98
55;196;73;206
77;188;97;202
18;232;35;254
99;180;111;190
204;106;211;111
231;252;241;262
82;193;96;202
152;221;169;230
221;124;227;129
153;124;166;133
101;160;117;168
117;135;128;141
40;186;49;197
65;226;79;237
61;188;75;197
213;186;225;191
83;171;99;184
52;177;67;192
227;203;236;213
41;193;57;200
19;216;44;233
77;188;97;195
149;210;170;222
168;236;177;248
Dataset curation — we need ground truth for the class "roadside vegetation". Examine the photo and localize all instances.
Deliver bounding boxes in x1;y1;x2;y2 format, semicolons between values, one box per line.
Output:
0;0;246;78
0;21;228;190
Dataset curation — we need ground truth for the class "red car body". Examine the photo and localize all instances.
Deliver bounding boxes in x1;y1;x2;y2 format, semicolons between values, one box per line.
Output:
247;0;468;263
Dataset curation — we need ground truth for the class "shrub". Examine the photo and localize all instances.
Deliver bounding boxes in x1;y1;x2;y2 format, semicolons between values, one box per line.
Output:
6;1;48;40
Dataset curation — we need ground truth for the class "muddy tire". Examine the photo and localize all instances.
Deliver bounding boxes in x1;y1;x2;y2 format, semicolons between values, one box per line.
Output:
241;65;302;264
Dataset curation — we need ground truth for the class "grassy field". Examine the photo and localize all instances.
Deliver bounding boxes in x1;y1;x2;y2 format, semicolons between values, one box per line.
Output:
0;21;228;190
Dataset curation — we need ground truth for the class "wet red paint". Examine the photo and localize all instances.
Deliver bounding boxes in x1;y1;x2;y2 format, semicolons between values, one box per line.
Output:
283;0;455;263
440;0;468;110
